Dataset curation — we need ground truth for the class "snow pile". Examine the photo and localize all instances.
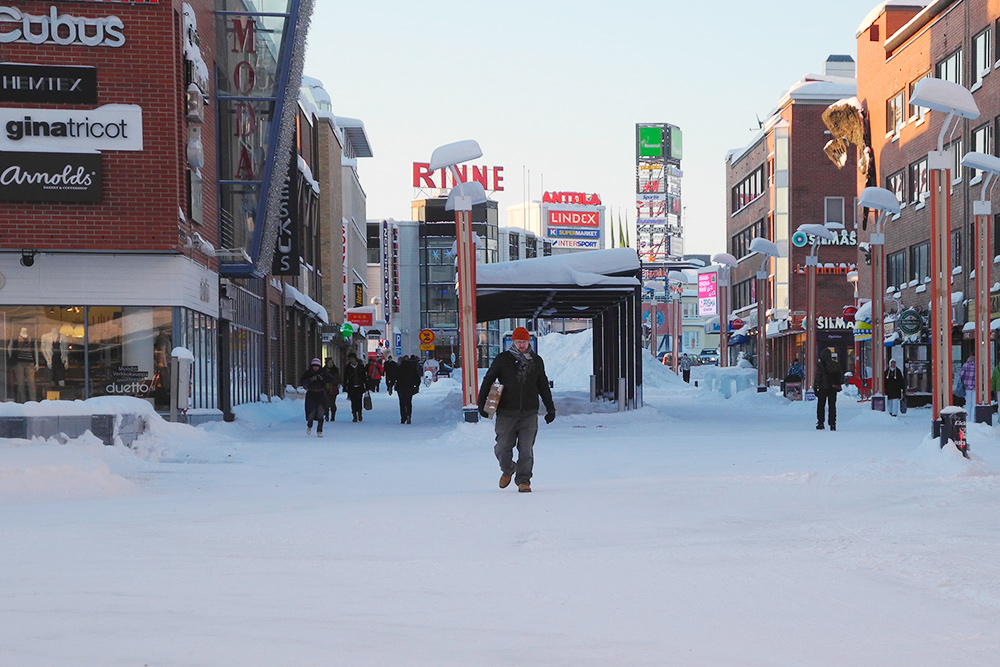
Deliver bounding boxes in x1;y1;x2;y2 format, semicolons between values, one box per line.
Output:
695;365;759;398
537;330;594;391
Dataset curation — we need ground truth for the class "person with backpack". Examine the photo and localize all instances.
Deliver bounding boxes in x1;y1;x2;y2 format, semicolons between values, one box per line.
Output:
813;348;844;431
299;358;336;437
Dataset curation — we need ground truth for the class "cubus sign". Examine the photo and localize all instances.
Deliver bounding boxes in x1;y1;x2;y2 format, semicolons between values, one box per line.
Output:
412;162;504;192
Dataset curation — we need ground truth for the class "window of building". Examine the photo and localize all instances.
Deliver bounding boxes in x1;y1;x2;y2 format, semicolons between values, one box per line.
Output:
948;138;964;182
994;214;1000;256
682;331;700;352
733;279;754;311
952;230;963;270
908;157;928;204
885;170;905;206
731;218;766;259
731;165;765;213
910;242;930;282
682;302;698;319
366;223;380;264
973;28;991;87
824;197;845;226
887;250;906;289
525;236;537;259
971;124;993;179
508;232;520;261
936;49;962;85
908;72;930;121
886;90;905;135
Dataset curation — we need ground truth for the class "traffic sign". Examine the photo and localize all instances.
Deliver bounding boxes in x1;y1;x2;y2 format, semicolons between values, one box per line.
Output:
418;329;435;344
420;344;435;352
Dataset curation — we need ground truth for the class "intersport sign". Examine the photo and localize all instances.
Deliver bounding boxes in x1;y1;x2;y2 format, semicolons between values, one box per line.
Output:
0;5;126;48
0;104;143;151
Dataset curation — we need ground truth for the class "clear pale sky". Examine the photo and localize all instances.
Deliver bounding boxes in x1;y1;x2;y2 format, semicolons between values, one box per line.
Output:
303;0;886;255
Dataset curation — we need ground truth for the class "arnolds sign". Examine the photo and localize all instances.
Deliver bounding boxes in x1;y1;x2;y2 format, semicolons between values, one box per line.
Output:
0;151;102;202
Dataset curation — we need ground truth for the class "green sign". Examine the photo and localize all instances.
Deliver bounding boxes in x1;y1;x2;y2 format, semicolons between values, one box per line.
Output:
669;126;683;160
898;309;922;336
638;126;663;157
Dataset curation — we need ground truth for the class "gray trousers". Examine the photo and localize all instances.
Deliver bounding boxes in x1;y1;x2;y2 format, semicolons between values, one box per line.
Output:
494;410;538;485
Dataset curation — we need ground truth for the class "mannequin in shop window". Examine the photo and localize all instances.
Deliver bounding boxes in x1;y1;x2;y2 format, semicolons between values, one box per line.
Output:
40;327;68;387
9;327;37;402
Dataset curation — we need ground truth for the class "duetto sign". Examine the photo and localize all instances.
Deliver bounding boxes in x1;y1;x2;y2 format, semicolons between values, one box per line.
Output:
0;5;126;47
0;104;143;151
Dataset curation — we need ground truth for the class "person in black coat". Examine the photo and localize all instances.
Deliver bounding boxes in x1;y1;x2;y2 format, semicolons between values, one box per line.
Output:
383;356;399;395
813;348;844;430
299;358;336;437
476;327;555;493
884;358;906;417
342;353;369;422
323;357;341;421
394;355;421;424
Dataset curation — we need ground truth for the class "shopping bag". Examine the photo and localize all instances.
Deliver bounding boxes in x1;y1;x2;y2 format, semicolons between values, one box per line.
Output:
900;394;908;414
363;392;373;411
483;381;504;418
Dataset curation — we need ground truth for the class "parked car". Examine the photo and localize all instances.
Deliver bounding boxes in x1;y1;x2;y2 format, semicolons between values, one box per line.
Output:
697;348;720;365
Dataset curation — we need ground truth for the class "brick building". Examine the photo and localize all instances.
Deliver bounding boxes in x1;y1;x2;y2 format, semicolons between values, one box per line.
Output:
725;56;860;382
0;1;316;417
853;0;1000;401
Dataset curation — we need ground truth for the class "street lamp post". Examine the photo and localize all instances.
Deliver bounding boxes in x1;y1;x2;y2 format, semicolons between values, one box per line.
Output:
796;224;837;391
960;151;1000;424
667;270;688;374
712;253;738;367
857;187;901;410
910;78;980;435
429;140;488;423
749;238;779;392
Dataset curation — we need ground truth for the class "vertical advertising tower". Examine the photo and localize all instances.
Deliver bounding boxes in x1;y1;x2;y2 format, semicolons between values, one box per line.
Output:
635;123;683;260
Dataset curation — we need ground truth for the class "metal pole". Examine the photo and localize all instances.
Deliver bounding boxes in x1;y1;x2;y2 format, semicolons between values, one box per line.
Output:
756;267;768;392
806;253;817;392
455;206;479;420
871;225;886;403
928;151;952;434
673;284;682;375
719;266;729;368
974;199;993;424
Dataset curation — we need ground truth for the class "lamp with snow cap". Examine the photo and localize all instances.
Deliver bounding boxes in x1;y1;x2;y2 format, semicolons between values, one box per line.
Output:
749;237;779;392
910;78;980;436
712;253;738;367
796;223;839;391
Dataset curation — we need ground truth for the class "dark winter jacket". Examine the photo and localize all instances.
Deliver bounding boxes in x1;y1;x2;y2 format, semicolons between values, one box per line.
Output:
477;349;555;415
383;359;399;381
324;363;341;395
813;349;844;395
299;368;335;394
884;366;906;400
342;361;368;394
395;357;421;395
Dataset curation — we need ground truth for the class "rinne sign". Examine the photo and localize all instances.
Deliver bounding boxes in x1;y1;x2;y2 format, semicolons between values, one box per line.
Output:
542;191;601;205
0;5;126;47
0;151;102;202
412;162;504;192
0;104;143;151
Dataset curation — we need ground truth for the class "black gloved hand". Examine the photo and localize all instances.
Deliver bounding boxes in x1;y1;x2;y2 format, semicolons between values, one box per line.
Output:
479;408;489;419
544;411;556;424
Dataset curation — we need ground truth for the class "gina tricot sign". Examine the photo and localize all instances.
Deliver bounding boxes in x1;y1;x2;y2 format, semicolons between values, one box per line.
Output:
0;5;126;47
0;104;143;151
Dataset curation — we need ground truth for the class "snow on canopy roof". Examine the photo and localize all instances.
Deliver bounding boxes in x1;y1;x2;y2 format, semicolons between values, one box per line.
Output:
477;248;641;288
284;284;329;324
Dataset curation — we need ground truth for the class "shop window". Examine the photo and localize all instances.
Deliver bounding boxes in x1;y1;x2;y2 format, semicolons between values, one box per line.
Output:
89;307;174;411
2;306;86;403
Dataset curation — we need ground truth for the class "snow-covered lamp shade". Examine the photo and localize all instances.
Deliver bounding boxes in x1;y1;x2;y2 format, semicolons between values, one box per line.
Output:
961;151;1000;176
711;252;738;267
858;186;901;215
429;140;483;170
909;77;980;119
667;270;689;283
796;224;836;241
749;237;779;257
445;181;488;211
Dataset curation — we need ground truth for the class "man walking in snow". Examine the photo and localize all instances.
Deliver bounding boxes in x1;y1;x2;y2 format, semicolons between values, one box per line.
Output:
477;327;556;493
679;353;692;383
299;358;336;437
813;348;844;431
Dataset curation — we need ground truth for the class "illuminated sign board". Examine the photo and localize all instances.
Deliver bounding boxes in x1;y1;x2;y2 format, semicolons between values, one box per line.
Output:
697;273;717;317
0;5;126;47
542;191;601;205
548;210;599;227
0;104;143;151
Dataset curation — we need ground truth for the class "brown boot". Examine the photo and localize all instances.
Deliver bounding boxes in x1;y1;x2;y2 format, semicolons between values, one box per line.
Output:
517;483;531;493
499;472;513;489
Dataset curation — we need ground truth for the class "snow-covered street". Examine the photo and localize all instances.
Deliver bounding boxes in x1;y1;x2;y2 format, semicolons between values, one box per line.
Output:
2;333;999;666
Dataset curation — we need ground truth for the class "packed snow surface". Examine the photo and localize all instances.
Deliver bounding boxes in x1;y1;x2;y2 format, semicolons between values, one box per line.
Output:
2;331;999;665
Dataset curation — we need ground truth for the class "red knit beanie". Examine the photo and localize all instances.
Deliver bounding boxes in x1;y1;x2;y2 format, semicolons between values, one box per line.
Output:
512;327;530;341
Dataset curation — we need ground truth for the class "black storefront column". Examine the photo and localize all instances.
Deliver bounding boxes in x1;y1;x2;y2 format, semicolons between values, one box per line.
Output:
218;319;234;421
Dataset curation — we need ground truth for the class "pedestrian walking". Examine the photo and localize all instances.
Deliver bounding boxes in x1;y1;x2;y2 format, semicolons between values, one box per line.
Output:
884;358;906;417
786;357;805;382
299;358;336;437
323;357;341;421
368;358;384;392
342;352;369;422
956;355;976;407
395;355;421;424
477;326;556;493
679;353;692;383
813;348;843;431
383;355;398;395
